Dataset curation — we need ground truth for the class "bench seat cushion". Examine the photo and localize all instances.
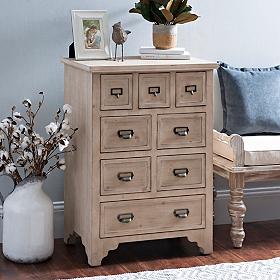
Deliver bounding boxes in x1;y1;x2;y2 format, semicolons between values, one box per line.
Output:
243;135;280;165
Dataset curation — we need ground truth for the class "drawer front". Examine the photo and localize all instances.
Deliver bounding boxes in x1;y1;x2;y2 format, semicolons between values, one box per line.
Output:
101;157;151;195
158;113;206;149
101;115;152;152
100;195;205;238
101;74;133;110
176;72;206;107
139;73;170;108
157;154;205;191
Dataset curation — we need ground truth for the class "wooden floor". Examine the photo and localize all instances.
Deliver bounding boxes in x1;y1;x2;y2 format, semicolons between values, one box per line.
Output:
1;220;280;280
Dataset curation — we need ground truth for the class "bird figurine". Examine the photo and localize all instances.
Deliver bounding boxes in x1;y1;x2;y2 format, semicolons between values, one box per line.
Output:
112;22;131;61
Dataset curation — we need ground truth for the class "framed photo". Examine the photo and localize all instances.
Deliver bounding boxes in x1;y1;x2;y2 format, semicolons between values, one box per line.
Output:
71;10;112;60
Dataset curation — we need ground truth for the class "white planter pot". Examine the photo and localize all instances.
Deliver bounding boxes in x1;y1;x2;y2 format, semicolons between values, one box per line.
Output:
2;176;54;263
152;24;177;49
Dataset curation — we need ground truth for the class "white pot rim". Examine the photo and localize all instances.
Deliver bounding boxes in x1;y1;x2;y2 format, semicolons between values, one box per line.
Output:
153;24;177;35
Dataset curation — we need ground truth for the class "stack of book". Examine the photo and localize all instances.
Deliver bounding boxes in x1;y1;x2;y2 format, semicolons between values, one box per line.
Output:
139;46;191;60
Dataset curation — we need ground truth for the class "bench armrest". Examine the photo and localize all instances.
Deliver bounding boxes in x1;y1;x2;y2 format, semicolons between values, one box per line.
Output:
213;129;245;166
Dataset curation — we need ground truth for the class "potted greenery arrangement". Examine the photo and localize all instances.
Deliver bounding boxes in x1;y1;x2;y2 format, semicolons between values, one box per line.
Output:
0;92;77;263
129;0;199;49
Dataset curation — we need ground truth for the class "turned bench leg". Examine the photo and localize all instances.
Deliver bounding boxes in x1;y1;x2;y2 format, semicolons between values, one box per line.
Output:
228;173;246;248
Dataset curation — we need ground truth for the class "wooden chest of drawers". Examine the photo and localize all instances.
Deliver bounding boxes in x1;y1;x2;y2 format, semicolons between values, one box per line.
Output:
62;57;218;266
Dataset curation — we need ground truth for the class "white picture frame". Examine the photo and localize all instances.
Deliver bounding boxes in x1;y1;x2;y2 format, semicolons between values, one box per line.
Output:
71;10;111;60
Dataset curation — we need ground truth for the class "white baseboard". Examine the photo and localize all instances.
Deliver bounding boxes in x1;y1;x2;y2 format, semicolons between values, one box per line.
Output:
214;185;280;224
53;201;65;239
1;187;280;243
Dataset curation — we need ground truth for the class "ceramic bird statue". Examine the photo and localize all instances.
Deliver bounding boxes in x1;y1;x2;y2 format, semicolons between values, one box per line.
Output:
112;22;131;61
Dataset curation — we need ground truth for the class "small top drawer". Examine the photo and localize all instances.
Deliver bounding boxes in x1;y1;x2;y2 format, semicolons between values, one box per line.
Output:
101;74;133;110
101;115;152;152
175;72;206;107
157;113;206;149
139;73;170;108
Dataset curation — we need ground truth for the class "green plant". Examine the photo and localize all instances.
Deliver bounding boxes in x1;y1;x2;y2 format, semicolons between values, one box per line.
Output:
129;0;199;25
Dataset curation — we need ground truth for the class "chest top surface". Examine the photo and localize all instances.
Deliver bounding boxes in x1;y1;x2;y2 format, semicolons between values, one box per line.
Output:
61;57;218;73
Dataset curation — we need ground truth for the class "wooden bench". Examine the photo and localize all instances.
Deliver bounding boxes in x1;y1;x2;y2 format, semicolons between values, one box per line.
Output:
213;129;280;247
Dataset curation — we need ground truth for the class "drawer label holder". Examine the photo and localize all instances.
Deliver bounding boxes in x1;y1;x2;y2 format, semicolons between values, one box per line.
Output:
148;86;160;96
117;129;134;139
173;209;189;218
173;127;189;136
117;172;134;182
173;168;189;178
117;213;134;223
111;88;123;98
185;85;197;95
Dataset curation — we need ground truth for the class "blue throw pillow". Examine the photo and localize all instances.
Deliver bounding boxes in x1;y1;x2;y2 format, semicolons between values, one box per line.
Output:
217;62;280;135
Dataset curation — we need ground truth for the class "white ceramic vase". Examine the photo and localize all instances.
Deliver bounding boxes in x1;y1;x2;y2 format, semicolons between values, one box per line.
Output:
2;176;54;263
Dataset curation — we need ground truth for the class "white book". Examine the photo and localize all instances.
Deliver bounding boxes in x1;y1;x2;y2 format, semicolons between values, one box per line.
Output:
140;51;191;60
139;46;185;55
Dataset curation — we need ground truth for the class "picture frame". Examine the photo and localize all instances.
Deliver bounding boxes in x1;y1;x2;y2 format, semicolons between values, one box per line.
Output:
71;10;112;60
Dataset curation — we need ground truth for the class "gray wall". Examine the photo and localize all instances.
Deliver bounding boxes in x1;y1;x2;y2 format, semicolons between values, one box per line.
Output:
1;0;280;240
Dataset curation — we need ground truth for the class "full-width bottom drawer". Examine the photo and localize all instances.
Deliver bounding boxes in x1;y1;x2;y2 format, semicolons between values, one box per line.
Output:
100;195;205;238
